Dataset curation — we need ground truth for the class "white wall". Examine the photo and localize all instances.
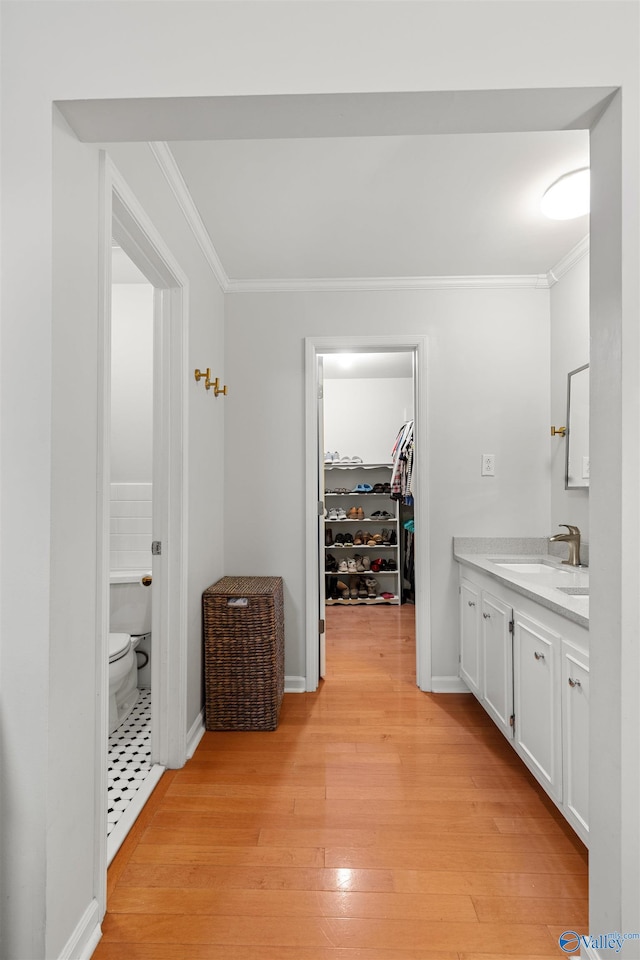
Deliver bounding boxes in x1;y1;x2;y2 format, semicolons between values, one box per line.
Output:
550;254;590;538
0;2;638;957
225;287;551;682
324;377;413;464
110;284;154;483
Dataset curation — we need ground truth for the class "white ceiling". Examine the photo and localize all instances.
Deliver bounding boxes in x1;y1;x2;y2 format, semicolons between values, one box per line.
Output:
168;129;589;281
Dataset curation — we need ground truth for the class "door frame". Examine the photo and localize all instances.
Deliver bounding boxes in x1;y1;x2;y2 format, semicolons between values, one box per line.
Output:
304;334;430;691
95;154;190;905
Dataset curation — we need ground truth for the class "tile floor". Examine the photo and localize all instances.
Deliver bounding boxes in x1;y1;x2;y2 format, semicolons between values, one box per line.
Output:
107;688;152;837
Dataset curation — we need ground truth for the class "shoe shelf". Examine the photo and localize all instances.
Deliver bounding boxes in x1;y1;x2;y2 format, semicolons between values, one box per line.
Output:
326;595;400;606
322;461;401;606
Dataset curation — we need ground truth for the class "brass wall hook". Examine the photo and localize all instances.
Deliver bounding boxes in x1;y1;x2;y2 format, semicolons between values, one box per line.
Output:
211;376;228;398
551;426;567;437
194;367;211;385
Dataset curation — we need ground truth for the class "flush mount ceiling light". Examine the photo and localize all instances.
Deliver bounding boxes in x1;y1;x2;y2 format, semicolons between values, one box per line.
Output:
541;167;590;220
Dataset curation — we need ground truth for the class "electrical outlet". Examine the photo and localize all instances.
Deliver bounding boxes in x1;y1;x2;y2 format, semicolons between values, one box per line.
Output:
482;453;496;477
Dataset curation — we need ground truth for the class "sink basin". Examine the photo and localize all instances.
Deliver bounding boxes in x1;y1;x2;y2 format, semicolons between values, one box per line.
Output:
494;562;570;574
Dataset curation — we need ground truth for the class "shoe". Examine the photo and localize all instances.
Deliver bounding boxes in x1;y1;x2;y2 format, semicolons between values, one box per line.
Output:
358;578;368;598
354;554;365;572
338;559;348;573
381;529;390;544
383;483;391;493
356;506;365;521
326;508;338;521
350;579;359;599
371;510;392;519
353;530;364;545
372;483;384;493
352;483;373;493
381;592;395;600
361;556;371;571
365;577;378;598
336;507;347;521
389;530;397;545
334;533;345;546
343;532;354;545
347;506;359;520
339;580;350;599
325;527;334;546
387;558;397;570
326;553;338;572
364;532;376;546
347;558;357;573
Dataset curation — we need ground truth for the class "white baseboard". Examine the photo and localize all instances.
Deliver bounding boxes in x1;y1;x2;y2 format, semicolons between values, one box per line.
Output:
57;897;101;960
285;675;306;693
187;708;206;758
581;946;602;959
431;675;471;694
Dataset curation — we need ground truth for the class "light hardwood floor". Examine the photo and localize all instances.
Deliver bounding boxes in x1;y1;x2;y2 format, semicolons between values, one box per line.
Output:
95;603;588;959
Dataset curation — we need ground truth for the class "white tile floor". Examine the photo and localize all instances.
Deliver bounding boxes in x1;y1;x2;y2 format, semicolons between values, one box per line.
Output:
107;688;152;837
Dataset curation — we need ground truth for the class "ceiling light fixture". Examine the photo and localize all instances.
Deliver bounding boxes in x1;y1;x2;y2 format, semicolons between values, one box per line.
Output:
541;167;590;220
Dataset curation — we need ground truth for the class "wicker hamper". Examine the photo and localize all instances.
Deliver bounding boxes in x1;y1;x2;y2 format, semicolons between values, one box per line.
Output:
202;576;284;731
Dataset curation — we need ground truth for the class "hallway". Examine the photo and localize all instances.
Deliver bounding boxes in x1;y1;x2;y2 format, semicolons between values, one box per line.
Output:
95;605;588;958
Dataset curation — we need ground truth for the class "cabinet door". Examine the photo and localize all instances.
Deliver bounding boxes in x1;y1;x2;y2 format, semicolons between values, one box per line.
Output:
459;578;482;699
482;592;514;739
562;646;589;843
513;612;562;801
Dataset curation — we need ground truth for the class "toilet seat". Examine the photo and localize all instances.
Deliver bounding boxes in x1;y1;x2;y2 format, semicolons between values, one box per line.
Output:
109;632;131;664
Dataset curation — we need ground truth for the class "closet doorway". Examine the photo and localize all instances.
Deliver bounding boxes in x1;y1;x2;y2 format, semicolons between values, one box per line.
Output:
304;336;430;692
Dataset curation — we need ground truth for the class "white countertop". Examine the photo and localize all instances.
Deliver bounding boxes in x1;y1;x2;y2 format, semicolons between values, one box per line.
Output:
453;550;589;629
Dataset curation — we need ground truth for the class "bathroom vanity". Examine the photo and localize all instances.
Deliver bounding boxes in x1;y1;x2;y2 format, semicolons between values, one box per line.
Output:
454;539;589;846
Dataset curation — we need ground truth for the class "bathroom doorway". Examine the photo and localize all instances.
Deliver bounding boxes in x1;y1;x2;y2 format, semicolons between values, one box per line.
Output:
107;243;158;857
96;161;190;876
305;335;430;692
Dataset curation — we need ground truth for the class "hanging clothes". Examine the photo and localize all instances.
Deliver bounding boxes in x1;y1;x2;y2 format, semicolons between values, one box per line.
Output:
390;420;414;505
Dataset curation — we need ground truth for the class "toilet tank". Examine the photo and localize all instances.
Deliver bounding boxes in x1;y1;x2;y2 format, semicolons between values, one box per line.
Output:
109;571;152;635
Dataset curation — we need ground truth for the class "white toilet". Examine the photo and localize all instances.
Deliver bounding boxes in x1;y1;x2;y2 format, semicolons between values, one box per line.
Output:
109;572;152;735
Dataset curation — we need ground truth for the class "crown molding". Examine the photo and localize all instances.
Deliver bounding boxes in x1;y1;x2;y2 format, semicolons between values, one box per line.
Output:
148;141;229;292
226;274;550;294
546;235;590;286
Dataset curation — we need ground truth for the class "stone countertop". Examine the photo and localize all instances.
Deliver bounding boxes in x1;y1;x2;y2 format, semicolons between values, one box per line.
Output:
453;544;589;630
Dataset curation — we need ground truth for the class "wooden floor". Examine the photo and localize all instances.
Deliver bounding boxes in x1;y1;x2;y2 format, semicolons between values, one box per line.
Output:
95;604;588;960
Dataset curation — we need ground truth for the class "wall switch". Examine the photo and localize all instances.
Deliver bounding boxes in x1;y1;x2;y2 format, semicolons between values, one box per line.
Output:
582;456;590;479
481;453;496;477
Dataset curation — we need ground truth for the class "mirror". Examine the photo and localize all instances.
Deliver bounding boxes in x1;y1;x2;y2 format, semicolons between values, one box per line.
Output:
566;363;589;490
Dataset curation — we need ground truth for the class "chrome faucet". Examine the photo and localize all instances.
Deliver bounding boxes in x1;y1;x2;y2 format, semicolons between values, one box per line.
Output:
549;524;581;566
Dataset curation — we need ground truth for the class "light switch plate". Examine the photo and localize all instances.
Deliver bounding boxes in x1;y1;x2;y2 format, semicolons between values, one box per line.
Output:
481;453;496;477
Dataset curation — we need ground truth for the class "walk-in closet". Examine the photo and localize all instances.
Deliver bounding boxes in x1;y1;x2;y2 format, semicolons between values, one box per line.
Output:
320;352;416;660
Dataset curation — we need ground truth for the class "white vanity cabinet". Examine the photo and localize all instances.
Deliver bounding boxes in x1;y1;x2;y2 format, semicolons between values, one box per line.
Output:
459;578;482;699
457;563;589;844
513;612;562;803
561;642;589;844
482;592;514;740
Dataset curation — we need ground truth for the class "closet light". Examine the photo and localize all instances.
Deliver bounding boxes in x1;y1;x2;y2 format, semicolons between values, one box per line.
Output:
337;354;355;369
541;167;590;220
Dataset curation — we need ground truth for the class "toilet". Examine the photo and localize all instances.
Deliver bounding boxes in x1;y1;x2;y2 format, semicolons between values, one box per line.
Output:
109;572;152;735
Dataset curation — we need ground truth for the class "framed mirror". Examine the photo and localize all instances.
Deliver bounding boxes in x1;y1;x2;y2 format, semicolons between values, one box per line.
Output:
566;363;589;489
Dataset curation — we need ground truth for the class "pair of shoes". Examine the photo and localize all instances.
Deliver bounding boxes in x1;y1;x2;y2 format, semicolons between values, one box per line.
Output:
338;455;363;465
324;451;340;463
370;557;388;572
352;483;372;493
381;591;395;600
371;510;392;519
372;483;385;493
327;507;347;521
365;577;378;598
347;506;364;520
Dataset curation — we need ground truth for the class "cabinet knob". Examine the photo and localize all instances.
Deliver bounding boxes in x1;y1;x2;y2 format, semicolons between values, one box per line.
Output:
568;677;582;688
483;612;491;619
467;600;476;607
534;651;545;661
